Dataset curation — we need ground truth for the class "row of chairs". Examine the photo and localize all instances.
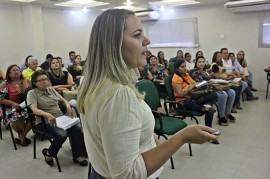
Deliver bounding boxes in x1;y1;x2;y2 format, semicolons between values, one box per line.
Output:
136;72;207;169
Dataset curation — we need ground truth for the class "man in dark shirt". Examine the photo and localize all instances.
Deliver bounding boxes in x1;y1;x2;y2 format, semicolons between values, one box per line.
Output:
40;54;53;71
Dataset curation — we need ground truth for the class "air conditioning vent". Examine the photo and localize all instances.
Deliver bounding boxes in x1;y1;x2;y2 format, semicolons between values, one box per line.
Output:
135;10;160;21
224;0;270;13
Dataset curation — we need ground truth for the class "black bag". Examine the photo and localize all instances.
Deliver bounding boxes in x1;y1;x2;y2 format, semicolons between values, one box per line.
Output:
189;86;217;104
189;88;210;100
196;91;217;104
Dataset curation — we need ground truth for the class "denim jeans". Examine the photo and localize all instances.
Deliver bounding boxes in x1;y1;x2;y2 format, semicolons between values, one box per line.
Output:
241;80;253;98
230;86;241;105
216;89;235;117
182;98;216;127
36;121;86;158
89;169;105;179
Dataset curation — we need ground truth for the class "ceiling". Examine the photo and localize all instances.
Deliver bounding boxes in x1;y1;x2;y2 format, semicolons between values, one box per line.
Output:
0;0;229;11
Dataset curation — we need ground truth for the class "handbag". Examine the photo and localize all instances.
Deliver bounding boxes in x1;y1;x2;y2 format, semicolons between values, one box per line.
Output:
196;91;217;104
209;82;231;90
189;87;210;100
189;87;217;104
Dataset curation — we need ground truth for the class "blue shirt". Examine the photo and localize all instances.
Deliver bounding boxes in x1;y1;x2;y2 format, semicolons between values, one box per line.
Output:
232;59;243;73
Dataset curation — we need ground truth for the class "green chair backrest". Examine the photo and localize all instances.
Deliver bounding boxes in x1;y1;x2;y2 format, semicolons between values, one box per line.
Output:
144;66;149;79
164;75;175;101
168;62;175;75
136;80;160;110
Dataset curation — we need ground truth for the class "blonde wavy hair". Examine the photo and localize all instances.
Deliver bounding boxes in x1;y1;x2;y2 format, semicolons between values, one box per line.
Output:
77;9;144;114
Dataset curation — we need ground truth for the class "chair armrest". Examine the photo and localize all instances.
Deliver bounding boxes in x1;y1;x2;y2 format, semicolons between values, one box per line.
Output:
151;110;163;134
163;100;187;118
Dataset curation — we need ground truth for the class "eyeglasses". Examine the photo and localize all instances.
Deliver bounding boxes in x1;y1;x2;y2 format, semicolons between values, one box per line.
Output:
36;78;49;83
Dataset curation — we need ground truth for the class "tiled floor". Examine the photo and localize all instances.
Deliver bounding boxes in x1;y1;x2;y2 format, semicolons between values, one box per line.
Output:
1;91;269;179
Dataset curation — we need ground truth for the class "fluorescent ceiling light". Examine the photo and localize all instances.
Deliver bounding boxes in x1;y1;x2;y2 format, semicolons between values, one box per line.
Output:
55;0;109;8
109;6;147;12
149;0;200;6
9;0;36;2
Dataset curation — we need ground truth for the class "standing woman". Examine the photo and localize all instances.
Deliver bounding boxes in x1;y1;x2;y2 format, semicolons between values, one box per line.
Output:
0;64;31;146
77;9;218;179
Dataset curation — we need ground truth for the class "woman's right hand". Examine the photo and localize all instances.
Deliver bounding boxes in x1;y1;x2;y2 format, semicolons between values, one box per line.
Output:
46;113;56;127
179;125;218;144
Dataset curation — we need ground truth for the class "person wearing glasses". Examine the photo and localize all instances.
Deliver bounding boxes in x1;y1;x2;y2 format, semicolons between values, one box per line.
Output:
27;70;88;167
0;64;31;146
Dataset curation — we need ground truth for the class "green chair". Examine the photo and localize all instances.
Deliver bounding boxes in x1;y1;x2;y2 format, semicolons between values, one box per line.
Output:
136;80;192;169
164;75;204;124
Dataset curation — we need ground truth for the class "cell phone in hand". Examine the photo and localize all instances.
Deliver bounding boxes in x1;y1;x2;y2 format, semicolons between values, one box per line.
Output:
211;129;221;136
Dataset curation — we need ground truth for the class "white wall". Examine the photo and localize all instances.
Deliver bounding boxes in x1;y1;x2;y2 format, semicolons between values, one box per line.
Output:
0;3;269;90
42;8;98;61
0;4;26;71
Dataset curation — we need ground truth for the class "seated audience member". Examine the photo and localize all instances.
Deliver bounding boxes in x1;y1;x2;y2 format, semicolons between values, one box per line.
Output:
172;60;218;140
157;51;169;68
194;51;211;69
221;48;258;101
211;51;242;112
48;57;74;92
27;70;88;167
184;52;194;71
64;51;76;69
229;52;256;91
0;64;31;146
40;54;53;71
20;55;33;71
57;57;67;71
49;57;76;107
169;50;184;63
147;55;169;84
22;57;42;81
68;55;83;83
192;57;236;127
0;69;5;82
236;50;257;92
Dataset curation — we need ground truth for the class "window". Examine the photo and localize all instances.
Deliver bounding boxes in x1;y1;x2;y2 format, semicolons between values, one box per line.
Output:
143;18;199;48
259;12;270;48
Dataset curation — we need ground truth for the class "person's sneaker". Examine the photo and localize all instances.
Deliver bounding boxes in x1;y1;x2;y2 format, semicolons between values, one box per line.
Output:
218;117;229;126
231;107;237;113
226;114;236;123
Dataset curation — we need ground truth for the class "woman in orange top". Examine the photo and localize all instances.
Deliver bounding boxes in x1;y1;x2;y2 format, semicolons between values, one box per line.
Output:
172;60;217;131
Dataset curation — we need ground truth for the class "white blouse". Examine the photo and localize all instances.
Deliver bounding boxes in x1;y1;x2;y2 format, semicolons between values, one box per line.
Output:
80;79;163;179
